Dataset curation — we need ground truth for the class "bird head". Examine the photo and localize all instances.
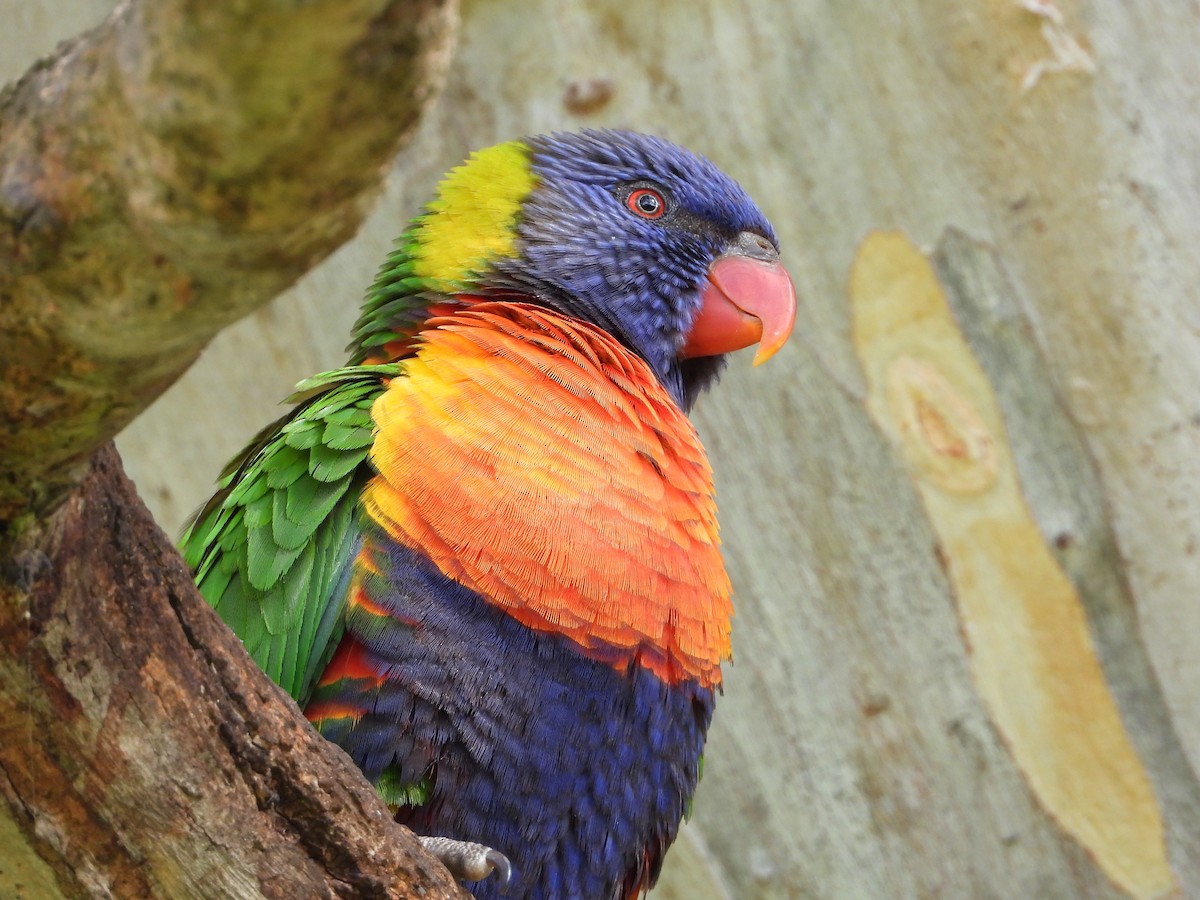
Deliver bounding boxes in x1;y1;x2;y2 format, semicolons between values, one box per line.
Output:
362;129;796;410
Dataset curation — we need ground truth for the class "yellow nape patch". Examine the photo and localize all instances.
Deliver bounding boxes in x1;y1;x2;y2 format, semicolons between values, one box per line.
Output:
411;141;536;286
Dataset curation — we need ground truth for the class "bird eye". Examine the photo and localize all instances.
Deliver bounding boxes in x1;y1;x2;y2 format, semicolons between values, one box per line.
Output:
626;188;666;220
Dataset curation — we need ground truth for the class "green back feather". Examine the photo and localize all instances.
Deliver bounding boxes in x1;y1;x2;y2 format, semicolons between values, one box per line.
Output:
181;364;399;703
184;140;536;704
348;140;535;363
347;235;434;364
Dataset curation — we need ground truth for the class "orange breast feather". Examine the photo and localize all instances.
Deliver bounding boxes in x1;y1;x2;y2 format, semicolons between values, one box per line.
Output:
362;303;733;688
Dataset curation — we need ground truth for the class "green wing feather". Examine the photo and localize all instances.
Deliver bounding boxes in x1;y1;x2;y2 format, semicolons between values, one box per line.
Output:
184;226;440;704
348;230;449;364
181;364;400;704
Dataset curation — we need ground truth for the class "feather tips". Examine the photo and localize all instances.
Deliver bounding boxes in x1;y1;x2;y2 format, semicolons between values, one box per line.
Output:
180;366;395;702
363;302;732;687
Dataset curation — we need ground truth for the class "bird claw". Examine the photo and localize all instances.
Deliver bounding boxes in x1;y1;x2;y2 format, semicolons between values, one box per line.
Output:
419;835;513;888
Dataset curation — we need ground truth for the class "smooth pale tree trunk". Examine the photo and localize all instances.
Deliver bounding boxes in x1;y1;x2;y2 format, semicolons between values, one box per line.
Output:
5;1;1200;898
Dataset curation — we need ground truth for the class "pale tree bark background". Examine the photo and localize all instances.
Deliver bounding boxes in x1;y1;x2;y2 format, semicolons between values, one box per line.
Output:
5;1;1200;898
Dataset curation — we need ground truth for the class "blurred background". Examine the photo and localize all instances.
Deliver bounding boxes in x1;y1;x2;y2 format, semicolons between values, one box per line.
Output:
7;2;1200;896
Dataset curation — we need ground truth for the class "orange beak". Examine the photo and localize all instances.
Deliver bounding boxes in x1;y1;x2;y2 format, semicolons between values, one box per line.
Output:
681;252;797;366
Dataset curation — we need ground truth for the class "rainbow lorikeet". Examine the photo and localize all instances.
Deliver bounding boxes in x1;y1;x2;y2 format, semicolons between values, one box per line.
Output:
182;130;795;899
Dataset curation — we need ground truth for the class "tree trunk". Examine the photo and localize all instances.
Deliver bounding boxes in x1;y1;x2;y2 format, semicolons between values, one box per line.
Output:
1;446;465;899
9;1;1200;898
0;0;456;518
0;1;468;896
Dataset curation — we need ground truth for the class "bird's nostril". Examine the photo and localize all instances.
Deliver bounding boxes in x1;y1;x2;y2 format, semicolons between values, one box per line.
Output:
733;230;777;262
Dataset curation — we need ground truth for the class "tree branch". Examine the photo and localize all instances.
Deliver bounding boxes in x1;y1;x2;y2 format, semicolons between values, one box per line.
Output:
0;1;468;895
0;0;457;519
0;446;468;898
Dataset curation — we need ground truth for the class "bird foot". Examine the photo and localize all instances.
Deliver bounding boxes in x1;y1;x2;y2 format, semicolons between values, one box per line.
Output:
419;835;512;887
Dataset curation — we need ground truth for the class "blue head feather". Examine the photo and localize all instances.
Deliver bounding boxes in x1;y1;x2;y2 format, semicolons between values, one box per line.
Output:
492;130;777;409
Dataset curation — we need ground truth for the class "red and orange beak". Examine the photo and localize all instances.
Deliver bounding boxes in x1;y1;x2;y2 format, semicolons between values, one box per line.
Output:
681;241;797;366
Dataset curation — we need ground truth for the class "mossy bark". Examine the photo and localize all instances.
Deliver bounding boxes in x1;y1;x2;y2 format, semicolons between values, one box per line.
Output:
0;1;464;896
0;0;456;520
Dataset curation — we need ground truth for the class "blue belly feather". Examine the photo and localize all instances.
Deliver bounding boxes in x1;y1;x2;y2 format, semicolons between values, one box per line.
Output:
311;526;716;899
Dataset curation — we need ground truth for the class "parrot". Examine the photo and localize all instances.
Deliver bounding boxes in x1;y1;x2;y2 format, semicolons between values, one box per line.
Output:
182;129;796;900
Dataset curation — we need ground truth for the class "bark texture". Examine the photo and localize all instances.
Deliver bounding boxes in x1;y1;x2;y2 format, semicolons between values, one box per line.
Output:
0;0;457;518
0;0;466;896
1;447;466;899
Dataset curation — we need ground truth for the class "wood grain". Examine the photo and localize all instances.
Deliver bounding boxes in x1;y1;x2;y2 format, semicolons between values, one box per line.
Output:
0;447;468;898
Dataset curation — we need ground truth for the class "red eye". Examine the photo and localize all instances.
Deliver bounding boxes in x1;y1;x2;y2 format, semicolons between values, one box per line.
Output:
627;188;666;219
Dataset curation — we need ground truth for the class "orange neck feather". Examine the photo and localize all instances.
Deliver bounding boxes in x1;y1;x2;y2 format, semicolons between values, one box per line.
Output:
362;303;733;688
